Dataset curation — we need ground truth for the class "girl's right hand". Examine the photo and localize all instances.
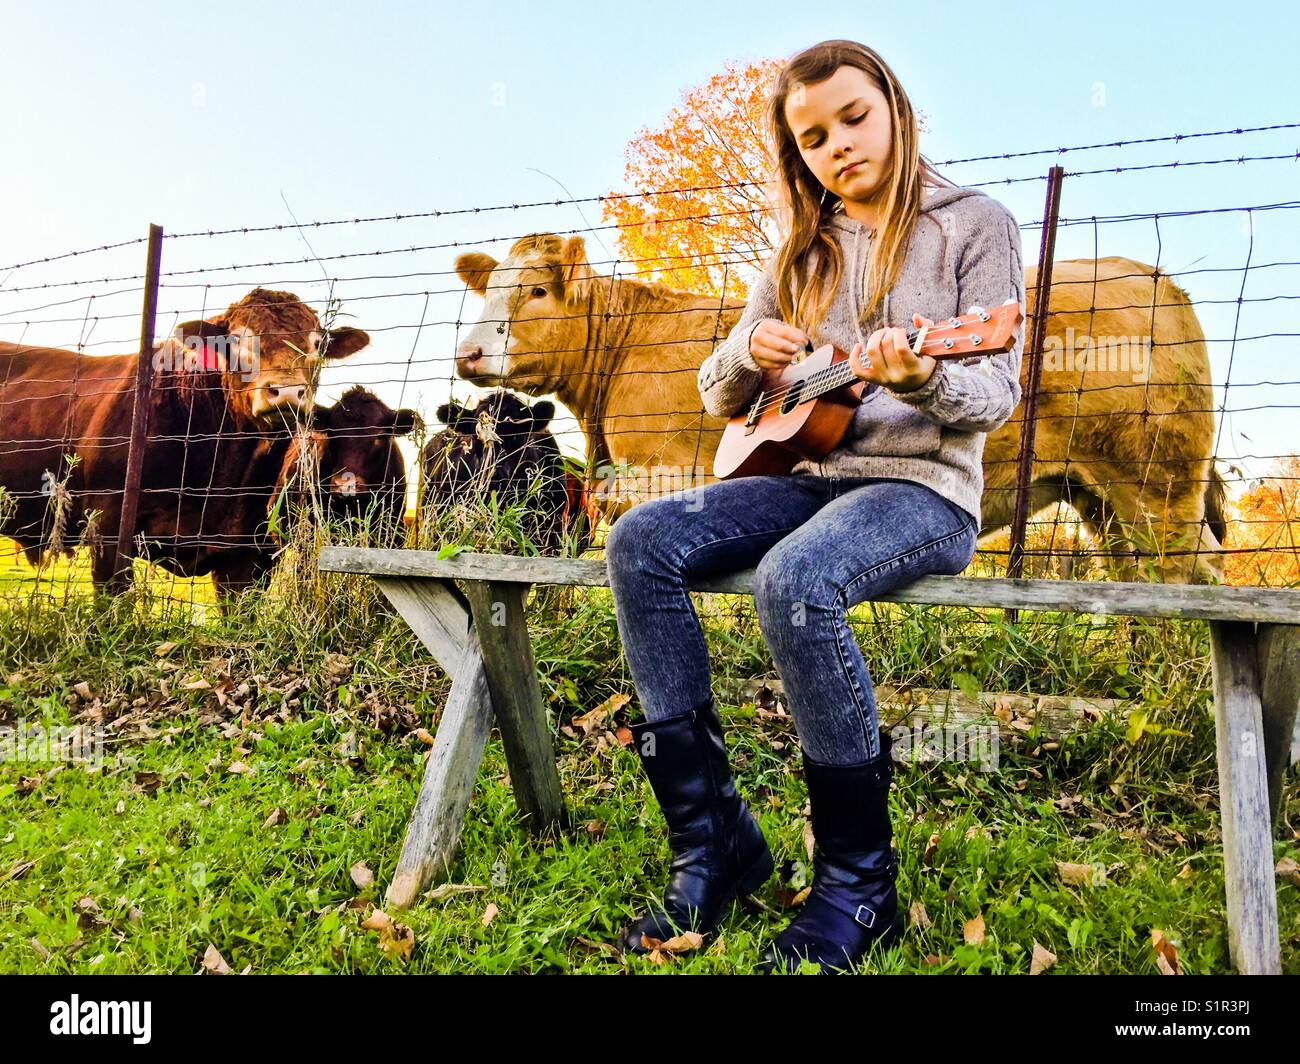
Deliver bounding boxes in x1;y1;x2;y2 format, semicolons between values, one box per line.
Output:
750;318;811;370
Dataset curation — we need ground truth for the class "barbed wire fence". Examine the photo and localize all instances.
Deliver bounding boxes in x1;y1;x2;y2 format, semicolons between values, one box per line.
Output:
1;120;1297;632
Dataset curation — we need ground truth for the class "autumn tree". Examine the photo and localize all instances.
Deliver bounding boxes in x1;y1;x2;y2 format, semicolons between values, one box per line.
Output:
603;60;782;300
1225;455;1300;587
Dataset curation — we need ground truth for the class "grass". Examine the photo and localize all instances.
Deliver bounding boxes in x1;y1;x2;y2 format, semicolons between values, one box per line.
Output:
0;502;1296;974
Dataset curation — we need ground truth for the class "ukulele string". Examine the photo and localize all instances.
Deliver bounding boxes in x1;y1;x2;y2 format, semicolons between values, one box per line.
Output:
745;317;972;419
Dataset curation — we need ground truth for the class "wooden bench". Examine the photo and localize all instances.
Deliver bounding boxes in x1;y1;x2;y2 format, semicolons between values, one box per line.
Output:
317;546;1300;974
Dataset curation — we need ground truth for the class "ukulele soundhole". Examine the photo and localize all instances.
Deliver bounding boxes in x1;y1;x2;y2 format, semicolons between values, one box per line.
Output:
780;379;805;415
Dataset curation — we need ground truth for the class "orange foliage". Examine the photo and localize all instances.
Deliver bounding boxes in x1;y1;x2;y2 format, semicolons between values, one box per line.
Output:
603;60;783;299
1225;455;1300;587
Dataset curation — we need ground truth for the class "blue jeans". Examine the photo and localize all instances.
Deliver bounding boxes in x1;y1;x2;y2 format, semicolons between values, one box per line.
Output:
604;474;978;765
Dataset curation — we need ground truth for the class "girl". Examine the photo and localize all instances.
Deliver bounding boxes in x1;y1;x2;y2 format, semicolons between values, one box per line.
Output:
604;39;1025;973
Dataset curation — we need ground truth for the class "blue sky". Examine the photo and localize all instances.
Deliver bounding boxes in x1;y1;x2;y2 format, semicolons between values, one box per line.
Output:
2;0;1296;491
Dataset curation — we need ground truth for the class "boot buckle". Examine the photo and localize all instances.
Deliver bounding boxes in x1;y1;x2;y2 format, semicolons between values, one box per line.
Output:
854;904;878;929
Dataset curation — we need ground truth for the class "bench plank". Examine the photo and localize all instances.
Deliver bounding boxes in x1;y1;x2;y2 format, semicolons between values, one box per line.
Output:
463;580;566;837
319;548;1300;624
1208;621;1282;975
374;577;470;674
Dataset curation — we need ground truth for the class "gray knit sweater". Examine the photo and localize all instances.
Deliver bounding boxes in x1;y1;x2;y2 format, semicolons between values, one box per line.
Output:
697;185;1025;526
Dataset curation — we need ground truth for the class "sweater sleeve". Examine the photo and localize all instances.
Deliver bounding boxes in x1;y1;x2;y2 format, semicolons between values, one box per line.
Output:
697;256;781;419
888;202;1026;433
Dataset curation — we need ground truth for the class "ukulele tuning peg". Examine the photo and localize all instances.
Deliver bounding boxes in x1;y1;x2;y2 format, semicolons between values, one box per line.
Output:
966;304;989;321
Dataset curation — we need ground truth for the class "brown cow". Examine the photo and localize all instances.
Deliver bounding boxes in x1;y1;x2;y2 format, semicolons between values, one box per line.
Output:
0;288;369;597
454;235;1224;583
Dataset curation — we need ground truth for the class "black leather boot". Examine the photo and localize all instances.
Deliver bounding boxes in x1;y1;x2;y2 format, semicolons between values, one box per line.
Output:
619;698;775;955
759;730;904;973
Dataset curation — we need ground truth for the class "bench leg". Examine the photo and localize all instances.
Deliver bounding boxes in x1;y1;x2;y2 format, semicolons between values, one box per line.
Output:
375;578;494;909
463;580;567;837
1256;624;1300;824
1208;621;1282;974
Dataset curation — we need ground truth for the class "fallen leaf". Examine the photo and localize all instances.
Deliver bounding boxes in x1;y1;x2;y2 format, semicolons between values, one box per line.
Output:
963;913;985;947
201;943;231;975
1276;857;1300;888
640;930;703;960
1030;941;1057;974
226;761;251;776
482;902;499;926
909;901;932;930
133;771;163;793
923;831;940;865
262;808;288;828
1151;928;1181;975
413;728;435;746
1057;861;1103;887
350;861;375;890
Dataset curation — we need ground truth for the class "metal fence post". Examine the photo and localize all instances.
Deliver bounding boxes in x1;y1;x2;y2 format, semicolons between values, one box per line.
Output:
1006;167;1064;622
112;223;164;591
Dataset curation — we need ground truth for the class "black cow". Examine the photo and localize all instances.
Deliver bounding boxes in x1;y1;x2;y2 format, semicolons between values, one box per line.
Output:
421;389;592;555
272;387;420;545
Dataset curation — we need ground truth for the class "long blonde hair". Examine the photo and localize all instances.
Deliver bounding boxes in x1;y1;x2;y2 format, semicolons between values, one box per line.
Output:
766;40;953;334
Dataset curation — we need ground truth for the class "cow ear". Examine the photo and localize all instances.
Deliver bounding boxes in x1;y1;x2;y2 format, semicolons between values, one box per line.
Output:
393;408;422;437
559;236;594;307
530;400;555;429
173;317;229;342
455;252;497;297
321;327;369;360
437;401;474;433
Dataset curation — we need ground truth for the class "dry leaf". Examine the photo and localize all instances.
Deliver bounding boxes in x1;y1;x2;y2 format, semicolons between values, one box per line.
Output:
963;913;985;947
263;808;288;828
1057;861;1102;886
350;861;375;890
413;728;435;746
803;821;816;862
201;943;231;975
640;930;703;959
1151;928;1182;975
226;761;251;776
1276;857;1300;888
1030;941;1057;974
615;726;634;746
923;831;940;865
909;901;932;930
155;642;177;657
482;902;499;926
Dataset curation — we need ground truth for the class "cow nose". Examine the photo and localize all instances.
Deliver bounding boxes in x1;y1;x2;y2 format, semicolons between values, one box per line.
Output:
456;343;483;370
268;383;309;407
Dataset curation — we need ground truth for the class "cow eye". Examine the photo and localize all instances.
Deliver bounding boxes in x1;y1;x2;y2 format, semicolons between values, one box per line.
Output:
531;287;548;299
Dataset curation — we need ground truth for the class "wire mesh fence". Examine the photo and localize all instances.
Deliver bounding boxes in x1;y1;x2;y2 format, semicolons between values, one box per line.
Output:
1;120;1297;625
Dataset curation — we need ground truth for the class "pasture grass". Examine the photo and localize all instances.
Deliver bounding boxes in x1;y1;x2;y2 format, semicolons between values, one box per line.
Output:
0;504;1296;975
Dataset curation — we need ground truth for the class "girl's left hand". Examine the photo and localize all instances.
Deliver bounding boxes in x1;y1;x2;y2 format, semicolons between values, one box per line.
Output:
849;313;939;393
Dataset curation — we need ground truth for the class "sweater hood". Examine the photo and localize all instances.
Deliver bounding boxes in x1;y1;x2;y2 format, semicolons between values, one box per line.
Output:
826;184;985;234
825;184;986;352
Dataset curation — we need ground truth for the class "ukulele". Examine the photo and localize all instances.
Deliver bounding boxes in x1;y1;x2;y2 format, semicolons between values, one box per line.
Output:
713;300;1024;480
